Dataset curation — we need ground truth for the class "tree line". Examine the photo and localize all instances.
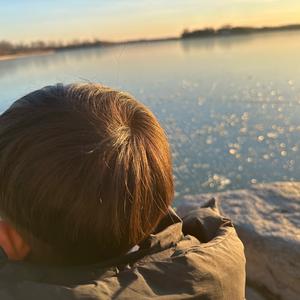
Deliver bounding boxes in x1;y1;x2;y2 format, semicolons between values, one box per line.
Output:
0;39;112;56
181;24;300;39
1;24;300;56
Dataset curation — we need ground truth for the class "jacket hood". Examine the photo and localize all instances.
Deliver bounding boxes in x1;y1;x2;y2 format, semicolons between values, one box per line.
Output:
0;199;246;300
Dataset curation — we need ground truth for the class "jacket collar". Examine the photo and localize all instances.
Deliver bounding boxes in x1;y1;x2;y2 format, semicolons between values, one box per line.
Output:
0;207;184;284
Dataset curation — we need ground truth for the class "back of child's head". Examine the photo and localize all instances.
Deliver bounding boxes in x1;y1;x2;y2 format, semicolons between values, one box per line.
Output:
0;83;173;264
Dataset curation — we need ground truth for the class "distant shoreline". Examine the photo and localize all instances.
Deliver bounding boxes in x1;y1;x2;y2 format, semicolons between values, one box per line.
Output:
1;24;300;62
181;24;300;39
0;50;54;62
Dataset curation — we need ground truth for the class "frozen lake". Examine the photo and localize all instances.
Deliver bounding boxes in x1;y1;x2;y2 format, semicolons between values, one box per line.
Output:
0;31;299;201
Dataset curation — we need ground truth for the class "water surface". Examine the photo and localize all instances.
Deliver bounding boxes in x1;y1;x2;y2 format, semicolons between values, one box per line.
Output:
1;31;299;201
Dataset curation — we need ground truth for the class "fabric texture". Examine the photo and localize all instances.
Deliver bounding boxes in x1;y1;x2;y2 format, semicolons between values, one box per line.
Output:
0;199;246;299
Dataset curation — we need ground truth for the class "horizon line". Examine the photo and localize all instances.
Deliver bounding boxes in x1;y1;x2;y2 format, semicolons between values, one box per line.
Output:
2;22;300;46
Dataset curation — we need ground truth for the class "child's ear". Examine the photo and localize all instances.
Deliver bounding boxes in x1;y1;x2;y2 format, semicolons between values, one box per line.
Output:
0;220;30;260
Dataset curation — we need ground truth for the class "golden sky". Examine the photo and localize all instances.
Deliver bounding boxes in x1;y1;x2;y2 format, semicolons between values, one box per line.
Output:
1;0;300;43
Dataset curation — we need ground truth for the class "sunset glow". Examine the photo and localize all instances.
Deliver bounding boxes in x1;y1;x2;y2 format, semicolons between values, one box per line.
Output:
1;0;300;43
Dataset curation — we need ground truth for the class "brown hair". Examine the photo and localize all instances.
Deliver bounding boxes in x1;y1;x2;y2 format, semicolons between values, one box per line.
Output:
0;83;173;264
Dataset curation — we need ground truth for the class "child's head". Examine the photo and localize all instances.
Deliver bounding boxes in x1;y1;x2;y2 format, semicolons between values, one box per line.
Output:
0;83;173;264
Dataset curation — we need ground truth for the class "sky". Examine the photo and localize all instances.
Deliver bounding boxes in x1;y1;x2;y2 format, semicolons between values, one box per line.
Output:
1;0;300;43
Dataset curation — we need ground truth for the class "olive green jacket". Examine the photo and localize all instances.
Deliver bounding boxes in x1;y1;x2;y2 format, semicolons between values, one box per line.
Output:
0;199;246;299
